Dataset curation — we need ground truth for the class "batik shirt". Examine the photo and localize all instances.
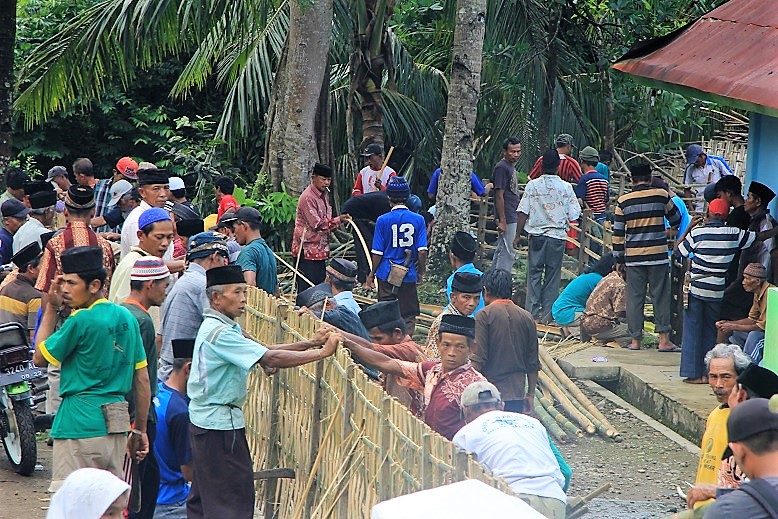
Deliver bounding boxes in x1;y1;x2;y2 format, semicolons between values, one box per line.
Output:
292;184;342;261
397;360;485;440
580;271;626;335
516;175;581;240
373;337;426;417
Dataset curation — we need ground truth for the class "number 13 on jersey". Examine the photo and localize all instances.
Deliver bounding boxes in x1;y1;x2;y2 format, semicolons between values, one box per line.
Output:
391;223;415;248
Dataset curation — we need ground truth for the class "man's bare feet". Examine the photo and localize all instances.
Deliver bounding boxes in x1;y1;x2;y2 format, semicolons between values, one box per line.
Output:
628;339;641;351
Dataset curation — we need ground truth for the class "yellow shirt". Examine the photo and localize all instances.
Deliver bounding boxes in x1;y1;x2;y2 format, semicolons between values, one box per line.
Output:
695;405;730;506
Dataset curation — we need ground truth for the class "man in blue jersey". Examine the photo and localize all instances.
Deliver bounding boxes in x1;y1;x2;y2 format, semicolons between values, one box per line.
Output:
154;339;195;519
427;167;492;201
365;177;428;336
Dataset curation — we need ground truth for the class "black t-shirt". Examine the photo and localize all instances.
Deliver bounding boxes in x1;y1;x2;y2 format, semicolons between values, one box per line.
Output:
492;159;519;223
341;191;391;222
727;205;750;230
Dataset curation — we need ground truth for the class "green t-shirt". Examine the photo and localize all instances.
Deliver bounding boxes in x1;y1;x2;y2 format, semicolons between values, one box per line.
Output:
236;237;278;295
122;300;158;423
40;299;147;439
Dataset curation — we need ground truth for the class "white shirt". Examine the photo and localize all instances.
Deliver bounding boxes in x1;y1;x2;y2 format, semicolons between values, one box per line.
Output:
517;175;581;240
453;410;566;502
684;156;732;212
354;166;396;195
12;217;48;254
120;200;173;261
333;290;361;315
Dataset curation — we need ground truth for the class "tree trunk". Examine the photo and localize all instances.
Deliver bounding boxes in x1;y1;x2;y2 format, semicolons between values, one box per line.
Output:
0;0;16;170
538;38;557;153
265;0;334;196
427;0;487;279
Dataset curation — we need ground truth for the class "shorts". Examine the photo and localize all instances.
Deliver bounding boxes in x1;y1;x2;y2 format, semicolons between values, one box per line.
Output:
50;434;127;492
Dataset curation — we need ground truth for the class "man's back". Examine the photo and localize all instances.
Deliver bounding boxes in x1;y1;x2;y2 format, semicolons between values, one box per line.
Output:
613;185;680;266
517;175;580;239
473;301;540;401
373;207;428;283
155;382;192;505
236;237;278;294
341;191;390;222
705;477;778;519
453;410;566;502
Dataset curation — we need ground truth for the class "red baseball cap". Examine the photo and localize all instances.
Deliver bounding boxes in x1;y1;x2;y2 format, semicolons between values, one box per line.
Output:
115;157;139;180
708;198;730;217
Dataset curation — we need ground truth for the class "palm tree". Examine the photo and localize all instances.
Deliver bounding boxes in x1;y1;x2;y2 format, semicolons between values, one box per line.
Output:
0;0;17;167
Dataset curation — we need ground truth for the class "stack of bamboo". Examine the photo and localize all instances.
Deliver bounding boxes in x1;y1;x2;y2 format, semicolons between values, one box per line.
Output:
535;345;620;443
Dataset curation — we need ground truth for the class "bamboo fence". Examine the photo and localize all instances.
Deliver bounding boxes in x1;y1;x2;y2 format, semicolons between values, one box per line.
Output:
241;288;514;519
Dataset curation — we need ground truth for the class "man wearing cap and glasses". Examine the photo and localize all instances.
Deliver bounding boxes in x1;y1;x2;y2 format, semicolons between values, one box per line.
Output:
453;381;568;519
33;246;151;493
47;166;71;196
233;206;278;294
158;232;229;382
13;181;57;254
425;272;482;359
121;167;171;259
186;265;341;518
529;133;583;183
0;242;43;342
352;143;397;196
154;338;196;519
292;163;351;292
0;198;30;265
683;144;733;213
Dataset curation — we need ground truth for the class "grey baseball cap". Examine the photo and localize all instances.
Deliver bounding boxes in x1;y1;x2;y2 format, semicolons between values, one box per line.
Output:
460;381;502;408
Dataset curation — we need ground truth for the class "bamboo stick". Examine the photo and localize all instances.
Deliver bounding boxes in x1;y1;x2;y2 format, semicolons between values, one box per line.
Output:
533;397;569;443
538;371;596;434
535;388;583;438
292;228;307;298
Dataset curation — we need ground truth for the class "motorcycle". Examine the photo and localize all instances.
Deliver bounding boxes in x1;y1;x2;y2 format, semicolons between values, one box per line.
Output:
0;322;45;476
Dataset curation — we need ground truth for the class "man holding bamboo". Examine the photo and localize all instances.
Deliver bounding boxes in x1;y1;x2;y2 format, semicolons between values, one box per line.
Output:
186;265;342;518
292;163;351;292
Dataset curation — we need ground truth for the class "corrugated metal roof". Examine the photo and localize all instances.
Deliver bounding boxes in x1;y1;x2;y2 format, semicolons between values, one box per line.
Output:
612;0;778;116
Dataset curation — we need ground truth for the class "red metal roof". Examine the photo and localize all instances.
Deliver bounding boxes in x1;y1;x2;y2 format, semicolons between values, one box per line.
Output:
613;0;778;116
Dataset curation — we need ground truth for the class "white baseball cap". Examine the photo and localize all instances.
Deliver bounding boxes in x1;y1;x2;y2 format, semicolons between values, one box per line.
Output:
168;176;185;191
107;179;134;207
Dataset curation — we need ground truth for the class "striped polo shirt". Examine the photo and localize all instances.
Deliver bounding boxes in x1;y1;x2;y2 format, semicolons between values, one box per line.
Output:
613;185;681;266
677;222;756;301
576;170;609;216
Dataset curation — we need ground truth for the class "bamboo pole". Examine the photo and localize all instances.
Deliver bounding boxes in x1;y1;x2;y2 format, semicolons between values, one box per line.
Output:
273;250;316;290
533;397;569;443
292;228;307;298
538;371;596;434
535;388;583;438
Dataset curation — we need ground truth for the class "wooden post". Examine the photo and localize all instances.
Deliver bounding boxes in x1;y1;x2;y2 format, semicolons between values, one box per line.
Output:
263;302;288;519
453;447;468;482
378;396;392;501
336;363;356;517
421;433;432;490
476;198;488;266
577;211;590;273
304;324;325;516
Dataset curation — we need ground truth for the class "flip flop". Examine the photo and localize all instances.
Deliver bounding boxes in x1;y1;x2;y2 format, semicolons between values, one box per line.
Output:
658;346;682;352
627;346;641;351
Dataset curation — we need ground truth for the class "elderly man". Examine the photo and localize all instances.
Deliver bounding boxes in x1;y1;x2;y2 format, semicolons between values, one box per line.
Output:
474;269;539;414
684;145;733;212
447;231;484;314
528;133;582;183
514;149;581;323
292;163;350;291
121;167;171;259
93;157;139;233
352;143;397;196
46;166;71;196
704;397;778;518
325;258;361;315
453;381;568;519
159;232;228;382
341;313;485;440
33;246;150;492
613;163;681;351
186;265;341;518
685;344;752;509
425;272;481;359
90;179;137;232
716;263;775;365
14;182;56;254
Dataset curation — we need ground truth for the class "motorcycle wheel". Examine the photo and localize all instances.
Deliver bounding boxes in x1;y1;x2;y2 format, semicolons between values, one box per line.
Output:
1;396;37;476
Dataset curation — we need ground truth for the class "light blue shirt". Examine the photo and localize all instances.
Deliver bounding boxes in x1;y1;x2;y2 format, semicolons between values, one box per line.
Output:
188;309;268;430
333;291;361;315
447;263;484;315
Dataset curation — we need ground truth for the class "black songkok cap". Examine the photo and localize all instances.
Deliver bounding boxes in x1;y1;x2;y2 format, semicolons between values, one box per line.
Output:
205;265;245;288
40;230;57;250
176;218;205;238
360;300;402;330
170;202;199;221
61;246;103;274
172;338;196;359
438;314;475;339
629;162;652;179
295;282;331;308
738;364;778;399
24;181;53;196
541;149;561;174
29;190;57;209
137;168;170;186
6;169;29;190
450;231;477;261
11;241;41;269
327;258;358;283
451;272;482;294
727;397;778;443
313;163;333;178
65;185;95;209
748;181;776;206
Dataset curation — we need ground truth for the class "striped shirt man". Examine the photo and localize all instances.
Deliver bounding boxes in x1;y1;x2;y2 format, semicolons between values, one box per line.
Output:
677;222;756;301
613;185;681;265
529;154;582;183
576;170;609;217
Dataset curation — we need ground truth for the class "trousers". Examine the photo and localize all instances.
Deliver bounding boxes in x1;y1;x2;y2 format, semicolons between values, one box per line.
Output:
525;235;565;322
680;295;721;379
129;425;160;519
625;263;671;340
492;222;517;273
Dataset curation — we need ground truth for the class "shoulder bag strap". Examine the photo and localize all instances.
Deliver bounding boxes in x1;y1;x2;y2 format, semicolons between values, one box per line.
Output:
739;479;778;519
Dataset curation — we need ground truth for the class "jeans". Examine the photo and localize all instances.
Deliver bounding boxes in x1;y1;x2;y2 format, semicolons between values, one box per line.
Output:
626;263;672;340
730;330;766;364
525;235;565;322
680;295;721;379
492;222;517;273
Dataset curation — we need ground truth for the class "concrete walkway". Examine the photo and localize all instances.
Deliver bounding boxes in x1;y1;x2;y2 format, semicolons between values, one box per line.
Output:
557;345;718;444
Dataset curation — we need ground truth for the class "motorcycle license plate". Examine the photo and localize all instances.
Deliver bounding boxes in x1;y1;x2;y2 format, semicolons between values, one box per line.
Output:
0;361;44;387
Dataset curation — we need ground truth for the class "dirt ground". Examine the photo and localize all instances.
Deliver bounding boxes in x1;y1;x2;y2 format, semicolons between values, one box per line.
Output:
0;437;52;519
559;383;698;518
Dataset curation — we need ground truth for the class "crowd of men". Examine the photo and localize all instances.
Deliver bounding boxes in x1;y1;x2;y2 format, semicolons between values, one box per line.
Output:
5;134;778;518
